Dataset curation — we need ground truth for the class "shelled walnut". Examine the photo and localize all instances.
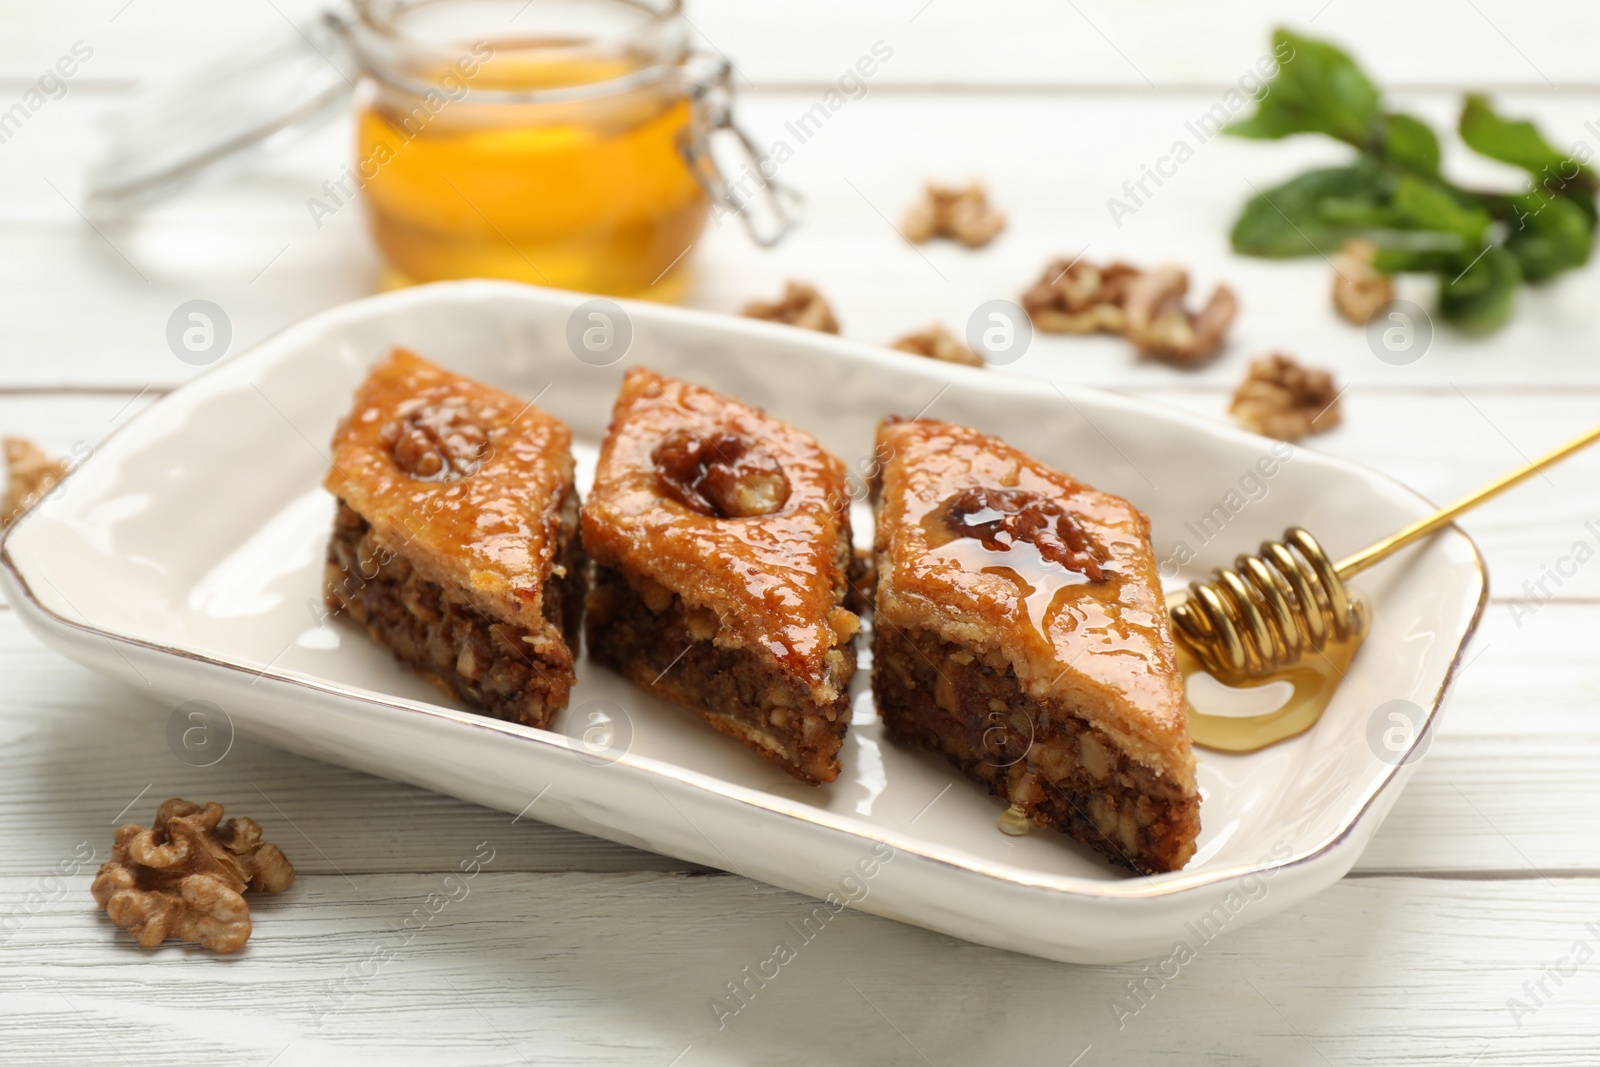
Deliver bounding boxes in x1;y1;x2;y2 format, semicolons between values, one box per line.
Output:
652;429;791;518
382;398;490;481
1331;238;1394;324
2;436;68;528
1020;259;1140;335
901;182;1007;248
91;798;295;953
1021;258;1237;365
740;281;840;334
889;323;984;367
943;486;1106;582
1122;266;1239;365
1229;353;1343;440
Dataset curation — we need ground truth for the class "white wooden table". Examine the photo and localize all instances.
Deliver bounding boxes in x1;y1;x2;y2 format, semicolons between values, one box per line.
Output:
5;2;1599;1062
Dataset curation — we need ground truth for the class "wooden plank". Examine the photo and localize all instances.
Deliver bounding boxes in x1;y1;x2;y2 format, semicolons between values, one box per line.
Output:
5;0;1599;89
0;593;1595;879
2;871;1597;1064
5;89;1600;390
0;392;157;450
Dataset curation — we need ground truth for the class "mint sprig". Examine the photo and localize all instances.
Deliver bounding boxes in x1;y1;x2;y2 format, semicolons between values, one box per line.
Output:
1227;29;1595;333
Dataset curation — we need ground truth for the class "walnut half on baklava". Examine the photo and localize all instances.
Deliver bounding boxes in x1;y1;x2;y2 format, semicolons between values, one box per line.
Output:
582;368;860;784
323;348;584;728
871;418;1200;873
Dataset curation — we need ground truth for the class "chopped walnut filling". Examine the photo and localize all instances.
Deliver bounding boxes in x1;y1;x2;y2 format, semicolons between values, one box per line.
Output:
901;182;1007;248
846;545;877;614
1331;238;1394;324
740;281;840;334
91;799;295;954
2;436;68;528
653;429;791;518
890;323;985;368
1022;258;1237;365
1229;353;1343;440
382;398;490;480
944;486;1106;582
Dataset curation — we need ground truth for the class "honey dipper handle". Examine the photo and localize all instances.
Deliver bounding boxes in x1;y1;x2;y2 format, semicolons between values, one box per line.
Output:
1336;422;1600;580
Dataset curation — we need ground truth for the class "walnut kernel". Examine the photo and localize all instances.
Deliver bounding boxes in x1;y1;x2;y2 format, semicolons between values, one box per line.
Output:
1229;353;1343;441
1022;258;1236;365
652;429;791;518
1021;259;1142;335
890;323;984;367
382;398;489;480
1122;266;1238;366
3;436;68;528
740;282;840;334
943;486;1107;582
91;798;295;953
1331;239;1394;324
902;182;1006;248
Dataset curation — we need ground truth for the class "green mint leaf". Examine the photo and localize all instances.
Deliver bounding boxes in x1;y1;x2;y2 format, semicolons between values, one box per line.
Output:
1388;176;1491;242
1505;191;1594;281
1379;113;1441;176
1230;165;1487;260
1438;245;1521;333
1372;246;1460;274
1231;163;1389;257
1226;29;1381;146
1459;94;1595;191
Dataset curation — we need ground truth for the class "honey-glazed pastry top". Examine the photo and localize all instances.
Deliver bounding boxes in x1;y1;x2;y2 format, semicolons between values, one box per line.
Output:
324;347;576;634
582;367;855;696
872;417;1190;779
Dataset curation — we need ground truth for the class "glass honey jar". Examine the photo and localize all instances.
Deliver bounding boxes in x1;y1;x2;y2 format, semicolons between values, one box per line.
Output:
85;0;796;301
344;0;795;299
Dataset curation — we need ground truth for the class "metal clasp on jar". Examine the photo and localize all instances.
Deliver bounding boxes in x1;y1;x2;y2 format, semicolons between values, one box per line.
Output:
678;53;803;248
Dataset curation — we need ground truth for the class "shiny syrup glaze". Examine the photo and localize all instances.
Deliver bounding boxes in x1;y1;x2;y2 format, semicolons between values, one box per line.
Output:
941;486;1107;582
324;348;574;629
877;419;1183;732
581;368;852;686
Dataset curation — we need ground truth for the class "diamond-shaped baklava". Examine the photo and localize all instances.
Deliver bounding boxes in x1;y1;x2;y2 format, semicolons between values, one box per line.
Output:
323;348;584;728
871;417;1199;872
582;368;859;784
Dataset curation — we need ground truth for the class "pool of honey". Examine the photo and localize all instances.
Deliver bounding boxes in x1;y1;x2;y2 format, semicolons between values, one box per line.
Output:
1168;588;1372;753
357;44;708;300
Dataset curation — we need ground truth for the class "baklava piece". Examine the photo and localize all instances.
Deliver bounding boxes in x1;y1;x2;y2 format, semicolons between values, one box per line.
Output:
323;348;584;728
870;418;1200;873
582;368;859;784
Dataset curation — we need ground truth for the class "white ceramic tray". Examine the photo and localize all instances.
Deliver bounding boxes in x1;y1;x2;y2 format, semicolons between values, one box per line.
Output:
0;281;1485;963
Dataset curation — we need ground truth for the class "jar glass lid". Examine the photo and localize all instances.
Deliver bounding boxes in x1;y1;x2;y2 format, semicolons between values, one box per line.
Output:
85;9;357;211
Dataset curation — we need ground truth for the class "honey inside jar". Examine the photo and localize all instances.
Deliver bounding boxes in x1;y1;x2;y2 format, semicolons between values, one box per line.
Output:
351;3;709;300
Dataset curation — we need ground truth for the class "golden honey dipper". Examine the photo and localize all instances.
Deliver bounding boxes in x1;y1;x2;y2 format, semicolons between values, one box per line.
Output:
1170;422;1600;752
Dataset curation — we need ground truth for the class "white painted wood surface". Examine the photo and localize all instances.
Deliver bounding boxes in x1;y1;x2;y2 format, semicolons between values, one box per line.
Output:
3;2;1599;1062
